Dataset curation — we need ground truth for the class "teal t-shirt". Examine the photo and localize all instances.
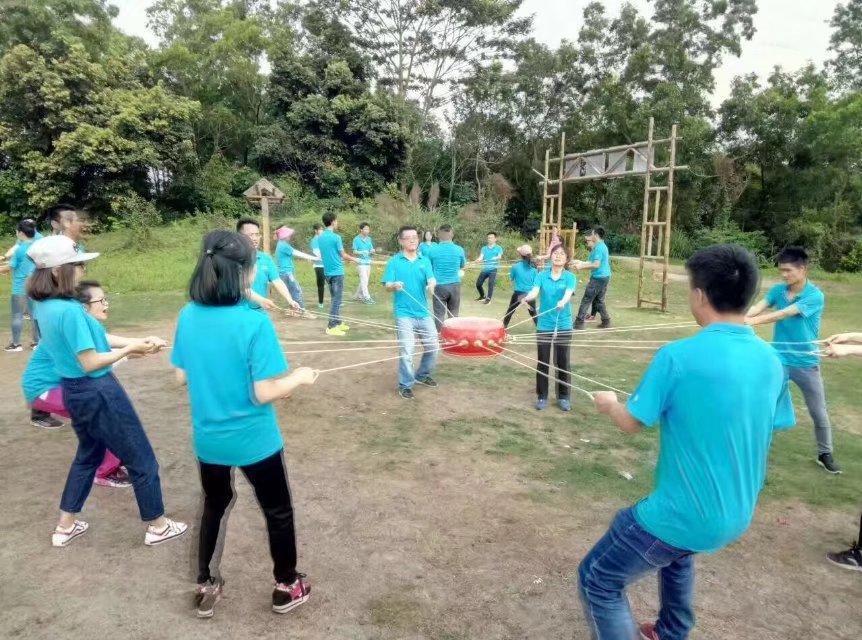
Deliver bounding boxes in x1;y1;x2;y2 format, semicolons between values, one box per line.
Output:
10;240;35;295
480;245;503;272
589;241;612;279
318;228;345;276
766;282;824;368
275;241;295;275
33;299;112;379
352;235;374;266
428;241;466;285
419;241;436;258
381;253;434;318
21;345;61;402
627;323;795;553
252;251;279;299
509;260;538;293
171;302;289;466
533;269;577;331
309;235;323;268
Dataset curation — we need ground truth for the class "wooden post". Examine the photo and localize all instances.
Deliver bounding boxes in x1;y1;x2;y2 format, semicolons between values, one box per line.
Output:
636;117;655;309
260;196;271;253
661;124;678;312
557;131;566;228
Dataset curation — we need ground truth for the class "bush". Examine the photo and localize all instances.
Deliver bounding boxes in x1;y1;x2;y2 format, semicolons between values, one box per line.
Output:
693;221;772;265
820;235;862;273
604;231;640;256
110;193;163;251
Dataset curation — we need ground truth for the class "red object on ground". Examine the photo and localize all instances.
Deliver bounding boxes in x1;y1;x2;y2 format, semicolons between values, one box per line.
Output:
440;316;507;358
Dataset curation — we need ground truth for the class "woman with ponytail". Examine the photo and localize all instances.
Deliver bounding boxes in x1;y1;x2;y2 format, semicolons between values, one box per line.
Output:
503;244;539;328
171;230;317;619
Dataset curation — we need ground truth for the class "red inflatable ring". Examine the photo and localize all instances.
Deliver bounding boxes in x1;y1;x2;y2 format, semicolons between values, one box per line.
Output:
440;316;507;358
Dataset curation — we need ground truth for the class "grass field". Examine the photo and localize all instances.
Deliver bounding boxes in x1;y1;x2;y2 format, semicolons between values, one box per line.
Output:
0;221;860;639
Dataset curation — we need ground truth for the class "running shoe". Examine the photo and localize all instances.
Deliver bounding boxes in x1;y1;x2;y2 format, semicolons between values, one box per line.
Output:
826;543;862;572
399;387;415;399
535;397;548;411
482;298;491;305
325;326;347;337
817;453;842;474
94;469;132;488
144;518;188;546
195;577;224;618
30;342;39;350
336;323;350;331
52;520;89;547
31;414;64;429
317;303;325;310
415;376;438;388
599;320;612;329
558;398;572;412
4;343;23;352
272;574;311;614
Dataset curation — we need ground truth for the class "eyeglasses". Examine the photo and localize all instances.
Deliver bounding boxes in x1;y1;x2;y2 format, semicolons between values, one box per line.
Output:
88;297;108;306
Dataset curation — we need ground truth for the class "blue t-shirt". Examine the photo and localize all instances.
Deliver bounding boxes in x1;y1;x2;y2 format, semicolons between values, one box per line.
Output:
480;245;503;272
627;323;795;553
33;299;112;379
533;269;577;331
509;260;538;293
589;241;612;279
21;346;61;402
766;282;824;368
10;240;35;295
171;302;289;466
251;251;279;300
309;235;323;268
275;241;295;275
381;253;434;318
352;235;374;266
428;241;466;285
419;241;436;258
318;228;345;276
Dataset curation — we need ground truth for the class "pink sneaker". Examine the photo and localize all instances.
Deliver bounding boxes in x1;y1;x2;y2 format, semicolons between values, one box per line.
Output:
640;622;660;640
272;574;311;614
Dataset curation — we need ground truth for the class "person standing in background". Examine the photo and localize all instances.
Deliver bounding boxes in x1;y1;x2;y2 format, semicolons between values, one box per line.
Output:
309;224;326;310
1;219;40;352
352;222;376;304
474;232;503;304
573;227;612;330
317;212;359;336
426;224;466;331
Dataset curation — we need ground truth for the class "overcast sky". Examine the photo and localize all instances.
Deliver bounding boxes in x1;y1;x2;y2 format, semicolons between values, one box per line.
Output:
111;0;840;104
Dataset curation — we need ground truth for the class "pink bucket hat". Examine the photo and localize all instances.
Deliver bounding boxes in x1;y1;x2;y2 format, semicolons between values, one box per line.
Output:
516;244;533;257
276;226;295;241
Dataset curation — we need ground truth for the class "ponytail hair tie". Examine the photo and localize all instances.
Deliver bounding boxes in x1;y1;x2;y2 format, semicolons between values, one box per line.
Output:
205;249;214;256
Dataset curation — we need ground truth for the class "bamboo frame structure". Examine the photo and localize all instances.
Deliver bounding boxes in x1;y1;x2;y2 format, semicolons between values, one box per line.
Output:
536;117;686;311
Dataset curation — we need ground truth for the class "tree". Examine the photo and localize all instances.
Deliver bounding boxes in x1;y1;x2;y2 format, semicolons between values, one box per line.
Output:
826;0;862;93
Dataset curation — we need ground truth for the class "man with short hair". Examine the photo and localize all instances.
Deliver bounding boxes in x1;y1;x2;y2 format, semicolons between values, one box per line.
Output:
579;244;794;640
426;224;466;331
46;204;88;248
474;232;503;304
351;222;376;304
572;226;612;329
317;212;358;336
1;220;40;351
746;246;840;474
236;219;299;313
382;226;439;399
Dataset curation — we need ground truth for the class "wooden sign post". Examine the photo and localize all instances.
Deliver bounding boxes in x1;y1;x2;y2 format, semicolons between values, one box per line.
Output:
243;178;286;253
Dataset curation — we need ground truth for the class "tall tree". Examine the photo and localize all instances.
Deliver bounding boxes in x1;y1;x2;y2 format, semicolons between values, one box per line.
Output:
826;0;862;93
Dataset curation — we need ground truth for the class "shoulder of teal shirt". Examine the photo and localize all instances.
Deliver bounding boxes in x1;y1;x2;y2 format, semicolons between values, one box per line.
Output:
765;282;783;306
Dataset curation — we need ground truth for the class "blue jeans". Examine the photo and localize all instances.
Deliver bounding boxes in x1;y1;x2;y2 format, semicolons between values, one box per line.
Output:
60;374;165;521
578;508;695;640
475;269;497;300
326;274;344;328
10;294;39;345
395;316;438;389
280;273;304;310
785;365;833;454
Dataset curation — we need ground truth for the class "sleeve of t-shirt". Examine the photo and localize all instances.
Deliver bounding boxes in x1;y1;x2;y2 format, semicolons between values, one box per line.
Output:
264;255;279;282
765;285;781;308
422;258;434;282
352;237;361;252
336;235;344;254
458;247;466;267
626;347;675;428
773;378;796;431
170;317;184;369
566;271;577;292
249;316;289;381
796;290;824;318
509;265;516;280
63;306;97;354
381;258;396;284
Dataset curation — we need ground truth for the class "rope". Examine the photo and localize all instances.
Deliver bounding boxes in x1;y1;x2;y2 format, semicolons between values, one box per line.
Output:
507;305;559;330
485;346;596;400
282;344;401;355
315;344;443;375
279;339;403;346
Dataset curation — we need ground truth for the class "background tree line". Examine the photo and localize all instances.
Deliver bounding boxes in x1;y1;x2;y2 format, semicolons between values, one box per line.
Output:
0;0;860;269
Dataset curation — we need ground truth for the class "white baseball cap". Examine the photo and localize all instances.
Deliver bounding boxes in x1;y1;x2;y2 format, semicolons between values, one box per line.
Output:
27;235;99;269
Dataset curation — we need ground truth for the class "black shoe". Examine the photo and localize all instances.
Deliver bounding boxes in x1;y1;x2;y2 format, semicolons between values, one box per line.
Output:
599;320;612;329
475;296;485;301
482;298;492;305
573;322;586;331
416;376;438;388
31;414;64;429
195;577;224;618
399;387;415;399
826;543;862;572
817;453;842;474
4;343;23;352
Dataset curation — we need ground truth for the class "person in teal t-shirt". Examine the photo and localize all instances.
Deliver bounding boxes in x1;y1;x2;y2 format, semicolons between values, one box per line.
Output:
473;232;504;303
274;226;317;312
503;244;538;329
520;245;576;411
573;226;612;329
580;244;794;640
351;222;376;304
236;219;300;313
427;224;466;331
317;212;359;334
745;246;839;474
2;220;39;351
172;229;316;617
309;223;326;309
382;225;438;399
419;230;436;257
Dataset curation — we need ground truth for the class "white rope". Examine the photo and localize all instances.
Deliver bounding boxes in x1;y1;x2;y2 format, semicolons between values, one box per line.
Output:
315;344;443;375
282;344;401;355
486;346;596;400
507;305;559;330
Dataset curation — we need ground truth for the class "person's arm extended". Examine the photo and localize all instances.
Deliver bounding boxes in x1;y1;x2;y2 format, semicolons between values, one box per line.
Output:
106;334;167;349
270;278;300;309
77;342;155;373
246;289;277;311
385;281;403;292
0;263;9;274
825;344;862;358
521;285;540;303
826;332;862;344
341;248;358;263
746;303;799;327
594;391;643;434
426;277;437;292
4;244;17;259
175;368;187;386
291;249;318;262
745;298;771;318
253;367;317;404
557;288;574;309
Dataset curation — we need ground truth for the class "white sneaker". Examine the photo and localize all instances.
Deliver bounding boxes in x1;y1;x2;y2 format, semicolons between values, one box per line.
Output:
144;518;188;546
52;520;89;547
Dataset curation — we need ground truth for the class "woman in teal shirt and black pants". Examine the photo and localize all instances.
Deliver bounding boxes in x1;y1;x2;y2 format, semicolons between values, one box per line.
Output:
172;230;318;619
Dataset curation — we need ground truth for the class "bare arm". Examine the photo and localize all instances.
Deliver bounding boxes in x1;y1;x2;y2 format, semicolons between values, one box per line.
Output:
269;278;300;309
557;288;574;308
385;281;403;292
106;334;167;349
746;303;800;327
246;289;277;311
292;249;317;262
521;285;540;303
594;392;643;434
341;249;358;263
745;298;771;318
253;367;316;404
77;342;154;373
825;332;862;344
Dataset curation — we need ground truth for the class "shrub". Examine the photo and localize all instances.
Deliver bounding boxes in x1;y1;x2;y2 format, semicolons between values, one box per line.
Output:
110;193;163;250
820;235;862;273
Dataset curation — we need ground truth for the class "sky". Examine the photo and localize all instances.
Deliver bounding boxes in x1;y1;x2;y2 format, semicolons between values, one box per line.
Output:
111;0;840;105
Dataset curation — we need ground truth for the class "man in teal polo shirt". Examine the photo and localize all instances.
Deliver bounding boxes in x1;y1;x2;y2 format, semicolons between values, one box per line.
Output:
236;219;299;313
1;219;39;351
427;224;466;331
318;212;358;335
351;222;375;304
746;246;840;474
573;226;612;329
579;244;794;640
382;226;438;400
473;232;503;304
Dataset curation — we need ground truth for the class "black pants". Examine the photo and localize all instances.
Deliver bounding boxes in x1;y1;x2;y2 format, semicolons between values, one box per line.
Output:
314;267;325;305
476;270;497;300
432;283;461;331
503;292;537;328
198;450;298;585
536;330;571;400
576;277;610;323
